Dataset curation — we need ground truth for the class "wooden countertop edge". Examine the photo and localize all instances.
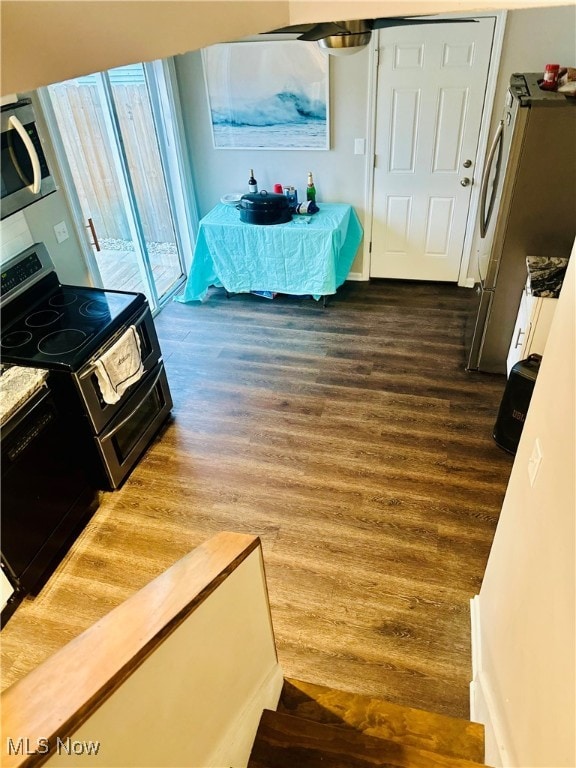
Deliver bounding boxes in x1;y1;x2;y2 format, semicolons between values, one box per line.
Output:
1;531;261;768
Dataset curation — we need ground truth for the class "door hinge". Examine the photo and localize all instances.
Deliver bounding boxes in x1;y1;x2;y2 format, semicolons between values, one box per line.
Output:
369;241;372;254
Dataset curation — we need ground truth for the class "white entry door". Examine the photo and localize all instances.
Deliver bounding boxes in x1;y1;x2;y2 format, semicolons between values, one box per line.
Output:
370;18;495;281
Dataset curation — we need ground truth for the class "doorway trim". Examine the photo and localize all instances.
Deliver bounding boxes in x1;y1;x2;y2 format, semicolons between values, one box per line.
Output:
361;11;507;286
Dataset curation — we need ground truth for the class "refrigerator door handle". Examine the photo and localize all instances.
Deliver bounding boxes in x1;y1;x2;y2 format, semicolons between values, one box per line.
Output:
479;120;504;238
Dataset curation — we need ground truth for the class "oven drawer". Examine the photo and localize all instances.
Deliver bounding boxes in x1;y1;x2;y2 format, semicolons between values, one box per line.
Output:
93;361;172;489
77;305;161;433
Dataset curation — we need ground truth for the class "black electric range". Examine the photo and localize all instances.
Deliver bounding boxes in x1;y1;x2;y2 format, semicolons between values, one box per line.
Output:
1;255;145;371
1;242;172;490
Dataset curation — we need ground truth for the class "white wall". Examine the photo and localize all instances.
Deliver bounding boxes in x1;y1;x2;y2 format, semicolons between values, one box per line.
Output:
473;247;575;766
491;4;576;128
0;206;87;286
22;196;93;286
174;44;371;274
0;2;291;96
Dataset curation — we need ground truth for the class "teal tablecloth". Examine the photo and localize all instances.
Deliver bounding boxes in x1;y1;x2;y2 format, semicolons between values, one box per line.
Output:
176;202;363;303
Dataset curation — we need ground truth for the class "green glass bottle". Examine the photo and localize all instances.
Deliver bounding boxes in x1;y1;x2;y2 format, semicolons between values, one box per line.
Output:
306;172;316;203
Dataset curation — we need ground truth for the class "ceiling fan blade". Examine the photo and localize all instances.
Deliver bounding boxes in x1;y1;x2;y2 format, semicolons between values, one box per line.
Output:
297;21;354;41
265;23;317;35
372;17;477;29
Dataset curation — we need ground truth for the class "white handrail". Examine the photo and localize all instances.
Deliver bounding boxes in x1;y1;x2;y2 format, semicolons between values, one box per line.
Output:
1;531;280;768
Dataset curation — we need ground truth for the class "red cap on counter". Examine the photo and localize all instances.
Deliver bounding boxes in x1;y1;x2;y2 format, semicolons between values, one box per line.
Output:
541;64;560;90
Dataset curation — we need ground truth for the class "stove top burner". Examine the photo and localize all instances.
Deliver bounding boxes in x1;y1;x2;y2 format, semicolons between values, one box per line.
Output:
1;282;145;371
26;309;62;328
49;292;78;307
1;330;33;349
38;329;90;355
79;299;111;319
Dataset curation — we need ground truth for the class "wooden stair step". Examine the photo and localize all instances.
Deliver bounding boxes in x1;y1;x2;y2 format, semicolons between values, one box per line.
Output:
248;709;491;768
276;678;485;763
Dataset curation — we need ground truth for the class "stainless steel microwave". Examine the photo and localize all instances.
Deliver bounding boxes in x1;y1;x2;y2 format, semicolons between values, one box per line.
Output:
1;99;57;220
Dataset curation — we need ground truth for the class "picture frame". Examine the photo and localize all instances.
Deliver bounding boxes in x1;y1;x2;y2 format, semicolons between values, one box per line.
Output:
202;41;330;150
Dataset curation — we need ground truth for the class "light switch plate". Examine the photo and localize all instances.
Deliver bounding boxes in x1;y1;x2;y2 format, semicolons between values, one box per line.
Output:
528;438;543;487
354;138;366;155
54;221;69;244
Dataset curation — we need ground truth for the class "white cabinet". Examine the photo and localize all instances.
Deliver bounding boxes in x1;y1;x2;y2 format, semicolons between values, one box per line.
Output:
507;280;557;376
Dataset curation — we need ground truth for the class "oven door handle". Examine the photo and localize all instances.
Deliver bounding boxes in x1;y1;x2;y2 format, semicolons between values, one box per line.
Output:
9;115;42;194
102;365;164;440
79;306;150;380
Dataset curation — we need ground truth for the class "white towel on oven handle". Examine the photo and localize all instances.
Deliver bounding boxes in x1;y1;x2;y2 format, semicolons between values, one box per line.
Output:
93;325;144;405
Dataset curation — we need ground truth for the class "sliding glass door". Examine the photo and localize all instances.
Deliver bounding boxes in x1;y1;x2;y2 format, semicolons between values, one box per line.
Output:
41;59;196;311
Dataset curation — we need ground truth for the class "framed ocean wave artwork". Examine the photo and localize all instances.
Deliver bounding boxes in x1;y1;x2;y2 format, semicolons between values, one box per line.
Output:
202;41;330;150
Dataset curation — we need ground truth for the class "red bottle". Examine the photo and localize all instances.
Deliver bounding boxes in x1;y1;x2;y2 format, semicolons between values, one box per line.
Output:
541;64;560;90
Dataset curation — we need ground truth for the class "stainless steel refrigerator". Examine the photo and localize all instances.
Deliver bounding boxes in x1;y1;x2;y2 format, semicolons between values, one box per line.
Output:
466;72;576;373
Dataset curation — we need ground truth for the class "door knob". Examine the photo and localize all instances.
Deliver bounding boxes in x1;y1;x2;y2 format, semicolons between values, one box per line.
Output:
463;159;472;168
460;177;471;187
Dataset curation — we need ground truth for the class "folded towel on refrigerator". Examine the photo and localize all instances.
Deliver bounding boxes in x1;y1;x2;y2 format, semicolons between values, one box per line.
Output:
94;325;144;405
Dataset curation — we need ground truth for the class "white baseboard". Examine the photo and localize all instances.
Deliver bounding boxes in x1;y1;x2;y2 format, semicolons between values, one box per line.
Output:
470;596;515;767
346;271;366;282
470;595;483;704
346;272;476;287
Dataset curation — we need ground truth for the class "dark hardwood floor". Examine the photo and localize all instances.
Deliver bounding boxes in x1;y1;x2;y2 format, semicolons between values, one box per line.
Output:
1;280;513;719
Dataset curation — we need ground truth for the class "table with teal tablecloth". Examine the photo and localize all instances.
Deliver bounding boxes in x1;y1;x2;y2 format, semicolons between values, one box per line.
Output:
176;202;363;303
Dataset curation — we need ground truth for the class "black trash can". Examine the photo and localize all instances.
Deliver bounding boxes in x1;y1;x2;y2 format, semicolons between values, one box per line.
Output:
493;354;542;454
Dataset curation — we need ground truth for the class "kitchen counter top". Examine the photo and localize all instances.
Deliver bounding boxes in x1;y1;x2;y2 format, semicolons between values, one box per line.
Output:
0;366;48;426
526;255;570;298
